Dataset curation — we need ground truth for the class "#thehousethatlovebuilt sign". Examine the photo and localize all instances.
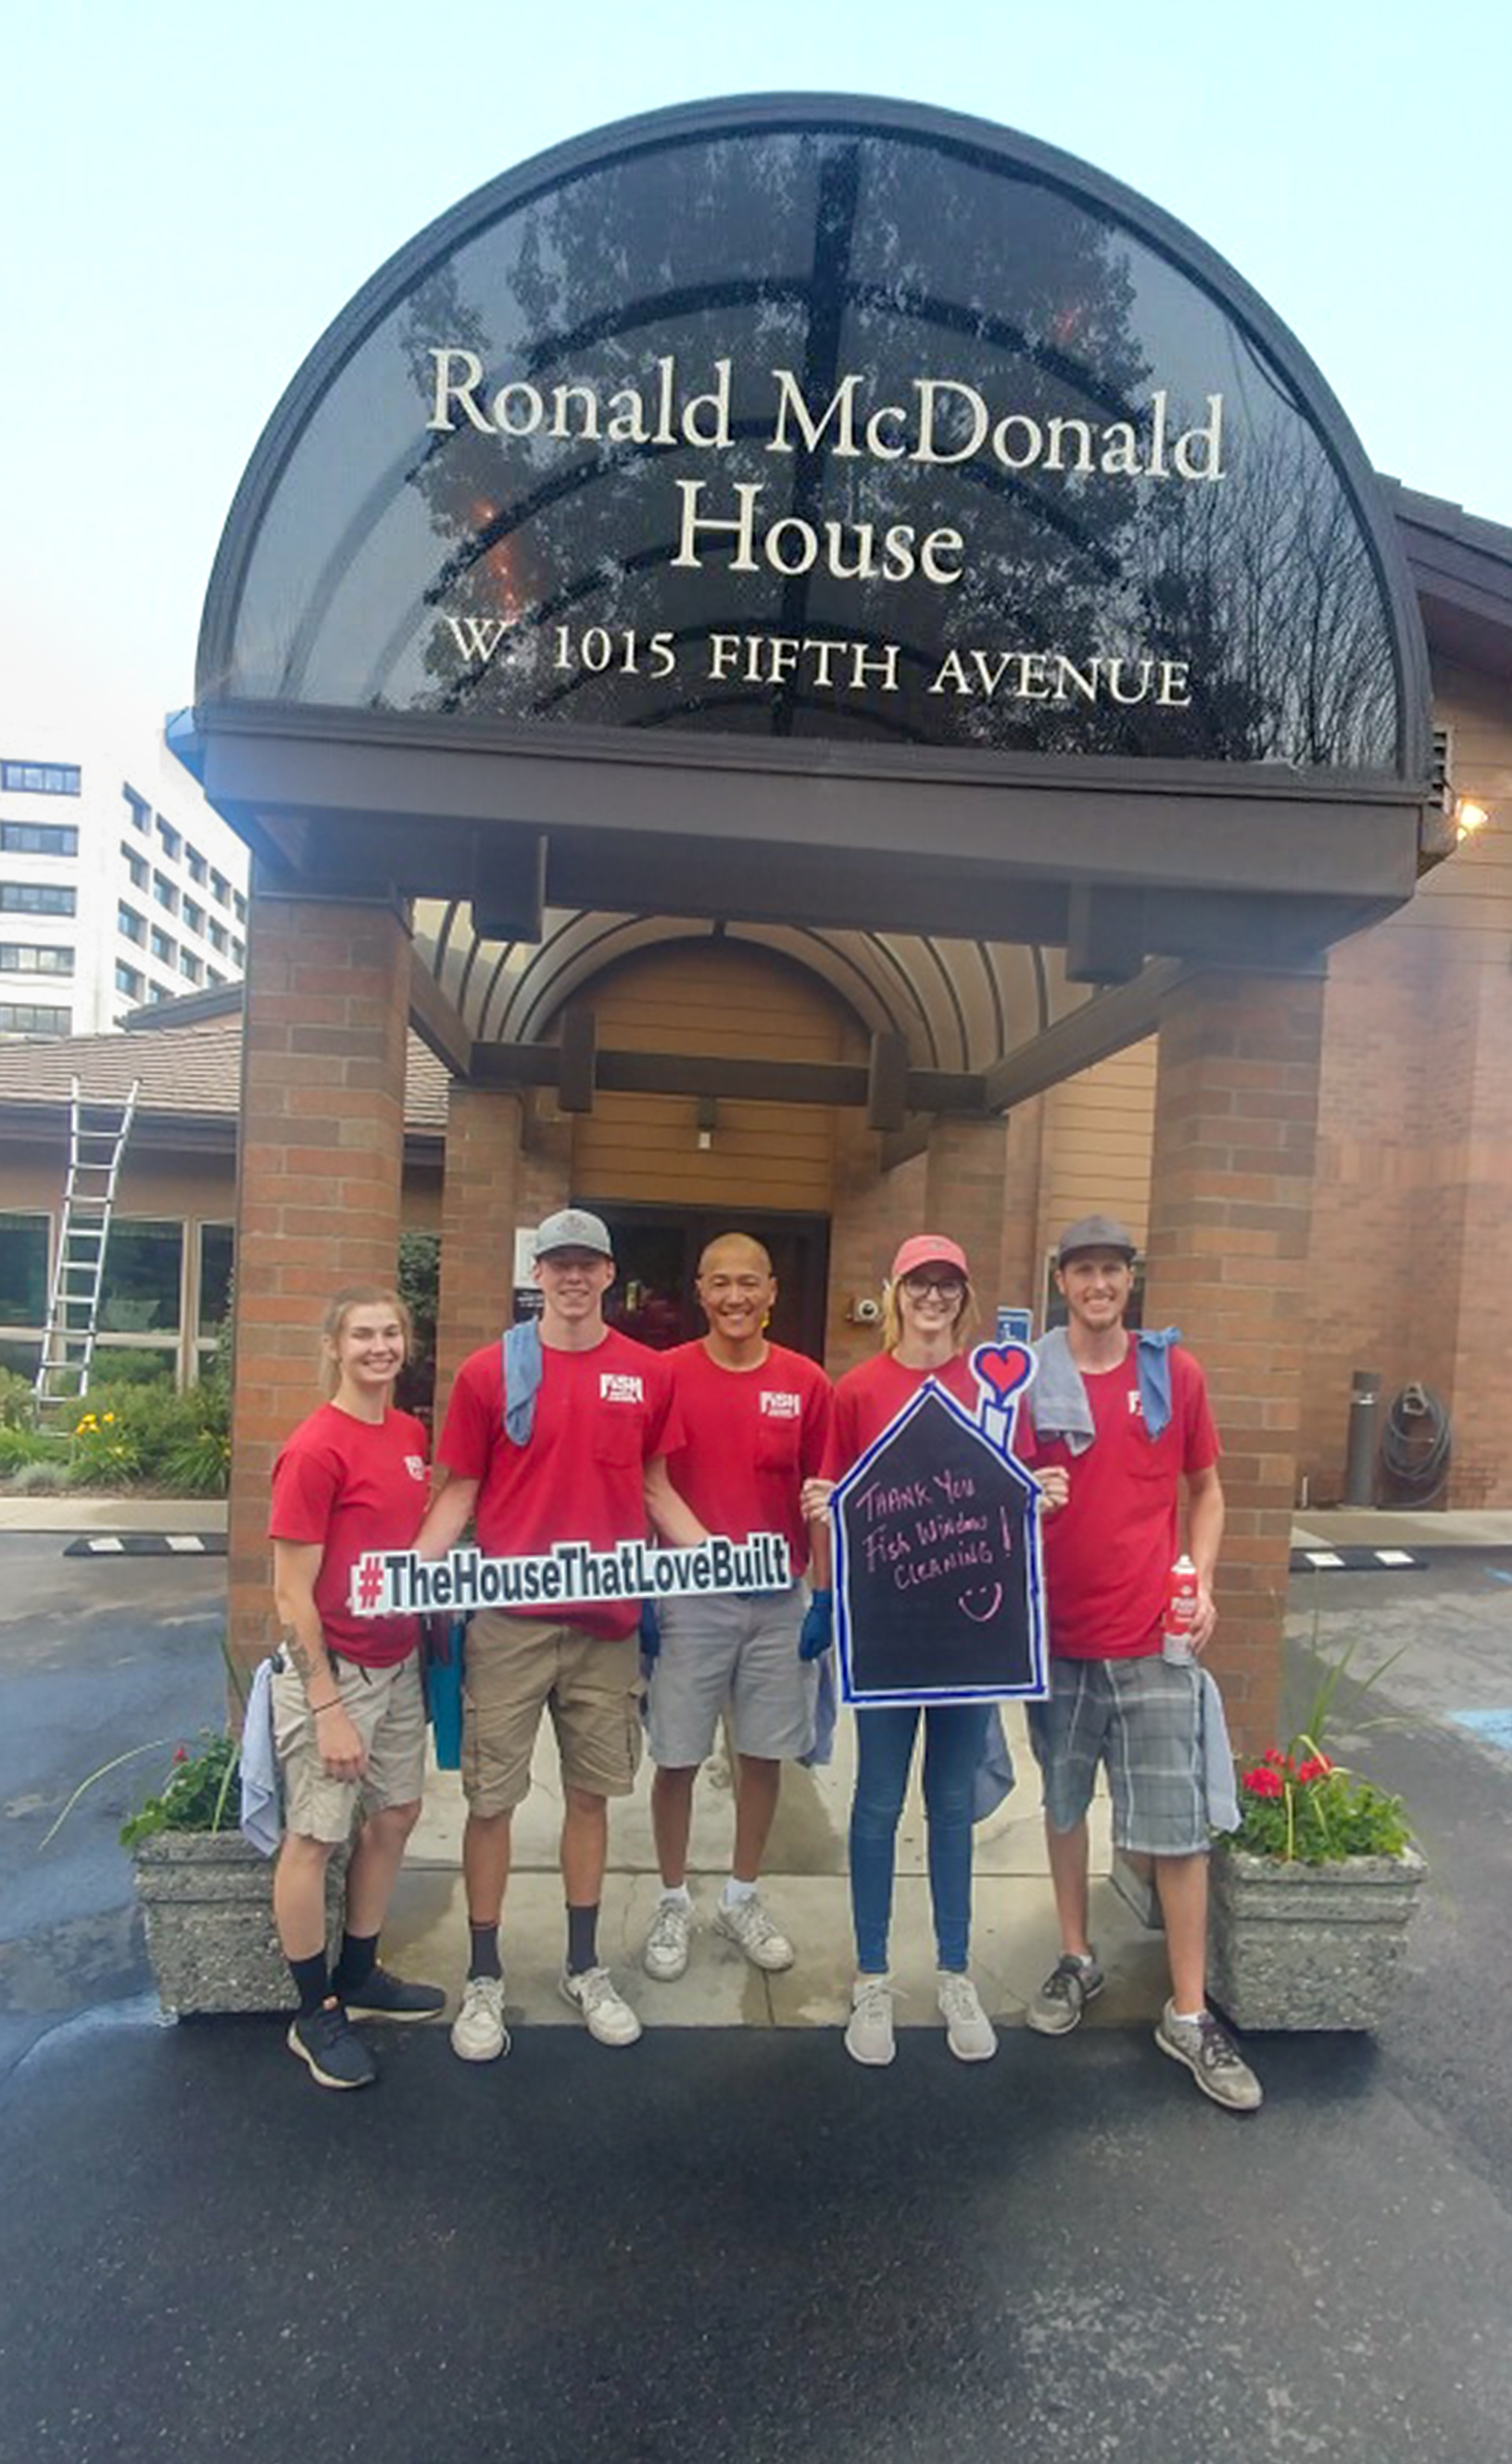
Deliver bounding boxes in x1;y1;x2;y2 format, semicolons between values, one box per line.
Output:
831;1342;1048;1708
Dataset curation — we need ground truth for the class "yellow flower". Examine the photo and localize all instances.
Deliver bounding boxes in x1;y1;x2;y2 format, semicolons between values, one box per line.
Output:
103;1413;115;1425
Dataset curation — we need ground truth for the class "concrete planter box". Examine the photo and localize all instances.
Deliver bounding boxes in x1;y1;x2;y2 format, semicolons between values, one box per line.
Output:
1207;1842;1428;2031
133;1832;346;2018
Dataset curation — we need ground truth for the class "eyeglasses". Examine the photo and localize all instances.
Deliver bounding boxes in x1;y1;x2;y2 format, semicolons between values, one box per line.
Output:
901;1272;965;1300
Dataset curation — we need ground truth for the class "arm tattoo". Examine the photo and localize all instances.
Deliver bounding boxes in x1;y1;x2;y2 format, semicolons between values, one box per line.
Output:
281;1626;318;1686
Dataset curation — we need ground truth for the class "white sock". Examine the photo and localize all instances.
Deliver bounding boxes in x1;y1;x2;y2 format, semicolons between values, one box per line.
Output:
659;1884;692;1909
1171;2006;1205;2026
723;1877;757;1907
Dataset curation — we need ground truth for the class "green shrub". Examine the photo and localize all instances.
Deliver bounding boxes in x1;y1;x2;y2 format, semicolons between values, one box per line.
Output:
0;1423;68;1474
120;1731;241;1848
8;1458;68;1494
0;1365;35;1430
161;1427;232;1497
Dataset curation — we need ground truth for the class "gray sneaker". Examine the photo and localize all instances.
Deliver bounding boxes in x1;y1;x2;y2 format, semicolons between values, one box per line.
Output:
713;1891;794;1972
643;1896;694;1981
1154;2002;1264;2112
844;1973;899;2067
1025;1952;1105;2035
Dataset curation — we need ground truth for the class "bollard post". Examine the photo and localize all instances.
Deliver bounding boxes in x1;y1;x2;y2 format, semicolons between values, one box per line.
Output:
1343;1367;1382;1507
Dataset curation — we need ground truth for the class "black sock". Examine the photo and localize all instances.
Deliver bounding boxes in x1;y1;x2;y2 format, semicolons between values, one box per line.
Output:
566;1904;599;1977
469;1922;502;1981
289;1952;331;2018
331;1930;378;1996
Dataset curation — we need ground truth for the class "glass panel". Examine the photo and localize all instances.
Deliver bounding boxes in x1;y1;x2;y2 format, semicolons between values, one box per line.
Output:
197;1222;234;1333
0;1338;41;1379
98;1220;183;1332
91;1343;179;1389
224;117;1402;768
0;1213;48;1326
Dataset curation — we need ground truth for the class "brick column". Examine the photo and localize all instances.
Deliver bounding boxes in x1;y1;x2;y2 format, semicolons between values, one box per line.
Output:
227;893;410;1687
434;1086;523;1408
925;1113;1011;1305
1142;967;1327;1756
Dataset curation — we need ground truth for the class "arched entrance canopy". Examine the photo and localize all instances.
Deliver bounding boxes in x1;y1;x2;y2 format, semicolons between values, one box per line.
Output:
183;93;1434;1112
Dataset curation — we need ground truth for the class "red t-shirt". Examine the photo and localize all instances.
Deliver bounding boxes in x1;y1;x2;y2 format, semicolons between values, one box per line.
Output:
268;1402;430;1668
1019;1344;1220;1659
663;1341;832;1578
826;1350;982;1476
436;1327;680;1639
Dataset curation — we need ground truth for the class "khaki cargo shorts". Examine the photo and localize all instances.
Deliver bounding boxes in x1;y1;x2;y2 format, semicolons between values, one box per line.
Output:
462;1609;643;1816
271;1651;427;1846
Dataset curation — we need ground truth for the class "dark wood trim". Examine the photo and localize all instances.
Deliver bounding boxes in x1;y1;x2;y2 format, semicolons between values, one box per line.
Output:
407;948;473;1077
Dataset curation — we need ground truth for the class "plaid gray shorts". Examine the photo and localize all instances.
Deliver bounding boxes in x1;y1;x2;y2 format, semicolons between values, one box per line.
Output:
1027;1653;1208;1857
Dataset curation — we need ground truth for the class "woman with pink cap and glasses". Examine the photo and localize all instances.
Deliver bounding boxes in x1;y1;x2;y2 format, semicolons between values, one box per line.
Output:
804;1235;1064;2068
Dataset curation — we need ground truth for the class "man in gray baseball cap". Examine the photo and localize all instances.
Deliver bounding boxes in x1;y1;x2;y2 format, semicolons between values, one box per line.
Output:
1017;1212;1262;2114
419;1204;705;2059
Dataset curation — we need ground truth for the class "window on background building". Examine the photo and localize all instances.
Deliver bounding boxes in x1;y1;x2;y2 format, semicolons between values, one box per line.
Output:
98;1220;183;1336
155;818;181;861
2;822;79;856
152;872;177;912
120;843;147;887
208;920;227;953
122;786;150;834
182;897;203;935
146;983;169;1004
232;890;246;924
0;1213;49;1326
115;961;143;999
185;846;207;885
230;937;245;968
198;1221;234;1337
209;869;229;905
0;1002;70;1036
0;944;73;974
149;925;174;965
179;951;202;985
118;901;145;945
1;761;81;796
0;882;75;915
206;967;224;987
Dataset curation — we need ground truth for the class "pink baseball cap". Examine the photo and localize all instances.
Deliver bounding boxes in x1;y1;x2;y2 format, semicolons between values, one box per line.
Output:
890;1234;969;1282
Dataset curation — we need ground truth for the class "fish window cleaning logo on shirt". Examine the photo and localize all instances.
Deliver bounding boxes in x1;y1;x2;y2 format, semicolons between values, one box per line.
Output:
404;1454;426;1481
599;1373;645;1405
759;1392;802;1419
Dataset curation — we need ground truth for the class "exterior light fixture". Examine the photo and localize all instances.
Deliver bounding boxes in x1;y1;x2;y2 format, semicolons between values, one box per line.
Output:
695;1094;718;1151
1455;798;1490;839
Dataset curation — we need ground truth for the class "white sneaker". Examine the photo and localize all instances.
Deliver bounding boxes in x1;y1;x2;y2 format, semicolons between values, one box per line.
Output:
844;1973;898;2067
643;1896;694;1981
937;1970;998;2063
559;1965;643;2046
713;1891;795;1972
450;1972;509;2063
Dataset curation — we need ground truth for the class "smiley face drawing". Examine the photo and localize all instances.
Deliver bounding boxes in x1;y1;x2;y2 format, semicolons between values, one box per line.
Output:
958;1582;1003;1623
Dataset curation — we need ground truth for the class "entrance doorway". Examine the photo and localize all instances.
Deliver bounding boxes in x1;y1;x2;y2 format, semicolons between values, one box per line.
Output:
594;1204;830;1359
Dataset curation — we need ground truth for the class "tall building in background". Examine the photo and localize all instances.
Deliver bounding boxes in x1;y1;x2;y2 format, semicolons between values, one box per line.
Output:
0;715;248;1039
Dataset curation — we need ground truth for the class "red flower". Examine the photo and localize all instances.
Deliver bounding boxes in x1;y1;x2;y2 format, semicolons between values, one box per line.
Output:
172;1745;189;1764
1295;1755;1332;1785
1263;1747;1285;1766
1241;1766;1284;1798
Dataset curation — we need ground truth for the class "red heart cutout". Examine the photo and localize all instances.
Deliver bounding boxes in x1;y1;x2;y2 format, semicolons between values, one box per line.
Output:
971;1342;1034;1403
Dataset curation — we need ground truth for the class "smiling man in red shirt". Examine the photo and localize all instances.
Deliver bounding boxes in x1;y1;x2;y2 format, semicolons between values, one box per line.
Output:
418;1209;705;2059
641;1233;832;1985
1020;1214;1262;2114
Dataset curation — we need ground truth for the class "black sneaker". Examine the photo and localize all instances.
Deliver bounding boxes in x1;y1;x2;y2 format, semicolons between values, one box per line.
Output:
1025;1952;1105;2036
286;2000;378;2090
338;1965;447;2021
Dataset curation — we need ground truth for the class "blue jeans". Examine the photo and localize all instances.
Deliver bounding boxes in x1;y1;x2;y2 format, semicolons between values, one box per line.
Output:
850;1703;989;1974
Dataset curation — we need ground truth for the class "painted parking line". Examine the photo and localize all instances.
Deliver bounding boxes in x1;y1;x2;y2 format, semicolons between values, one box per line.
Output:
1289;1547;1428;1574
1448;1708;1512;1754
63;1533;227;1559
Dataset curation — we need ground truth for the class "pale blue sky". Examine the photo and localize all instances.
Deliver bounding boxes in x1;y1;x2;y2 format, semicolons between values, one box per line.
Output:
3;0;1506;721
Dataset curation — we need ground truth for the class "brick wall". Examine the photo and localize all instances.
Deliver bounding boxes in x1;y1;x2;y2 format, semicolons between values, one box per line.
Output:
226;893;410;1683
434;1087;523;1405
1143;968;1327;1754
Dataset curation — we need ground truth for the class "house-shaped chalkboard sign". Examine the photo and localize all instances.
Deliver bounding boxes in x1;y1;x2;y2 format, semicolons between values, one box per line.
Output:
832;1378;1049;1707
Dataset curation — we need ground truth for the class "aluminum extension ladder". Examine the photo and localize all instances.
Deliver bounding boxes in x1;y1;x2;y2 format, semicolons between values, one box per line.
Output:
32;1076;140;1413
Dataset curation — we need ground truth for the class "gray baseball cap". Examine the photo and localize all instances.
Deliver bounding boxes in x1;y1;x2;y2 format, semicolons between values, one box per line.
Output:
534;1206;613;1261
1056;1213;1137;1266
